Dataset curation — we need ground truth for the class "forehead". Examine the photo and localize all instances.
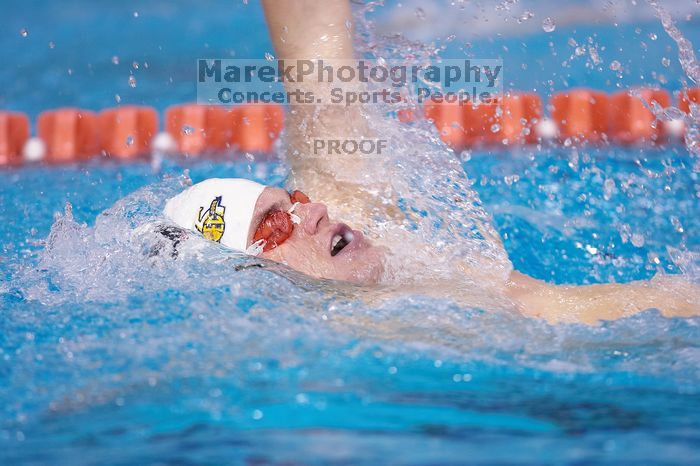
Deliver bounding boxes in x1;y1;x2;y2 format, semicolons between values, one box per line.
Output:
253;186;291;215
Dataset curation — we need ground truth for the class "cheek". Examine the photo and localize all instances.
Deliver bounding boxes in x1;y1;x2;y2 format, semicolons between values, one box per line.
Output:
261;237;323;266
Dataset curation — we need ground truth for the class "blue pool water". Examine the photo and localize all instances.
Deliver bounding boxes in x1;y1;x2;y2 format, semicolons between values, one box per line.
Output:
2;1;700;464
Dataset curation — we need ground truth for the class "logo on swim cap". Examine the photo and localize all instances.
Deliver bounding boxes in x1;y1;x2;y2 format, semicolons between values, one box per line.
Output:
195;196;226;243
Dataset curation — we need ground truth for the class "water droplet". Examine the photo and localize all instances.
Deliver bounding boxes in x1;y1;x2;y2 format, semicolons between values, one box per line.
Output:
48;41;55;49
670;216;684;233
19;28;28;37
661;57;670;67
575;46;586;56
631;233;645;248
445;34;456;42
649;32;657;40
125;135;134;146
589;46;602;65
132;61;139;70
542;17;556;32
490;123;501;133
567;38;577;47
252;409;263;420
609;60;622;71
415;7;426;20
603;178;615;200
128;75;137;88
133;11;139;18
112;56;120;65
114;94;121;103
182;125;194;135
264;52;274;61
504;175;519;185
519;11;534;23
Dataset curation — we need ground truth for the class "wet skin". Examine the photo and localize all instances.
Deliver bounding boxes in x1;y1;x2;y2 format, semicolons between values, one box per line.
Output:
247;187;385;285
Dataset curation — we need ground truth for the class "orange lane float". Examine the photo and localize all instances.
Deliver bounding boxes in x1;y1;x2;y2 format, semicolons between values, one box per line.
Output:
396;105;417;123
426;93;542;149
460;102;492;147
230;103;284;154
550;89;609;144
678;87;700;114
37;108;100;163
98;106;158;159
424;101;469;150
165;104;231;155
4;89;699;169
478;93;542;146
0;111;29;166
394;94;417;123
609;88;671;145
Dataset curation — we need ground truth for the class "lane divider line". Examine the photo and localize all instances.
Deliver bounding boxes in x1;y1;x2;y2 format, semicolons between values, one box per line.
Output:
1;88;698;166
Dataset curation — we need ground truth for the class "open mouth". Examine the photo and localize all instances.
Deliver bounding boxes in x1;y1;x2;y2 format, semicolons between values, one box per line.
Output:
330;226;355;257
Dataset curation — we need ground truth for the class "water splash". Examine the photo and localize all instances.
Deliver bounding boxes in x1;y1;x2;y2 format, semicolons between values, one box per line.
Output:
542;17;556;33
645;0;700;162
278;2;514;288
647;0;700;85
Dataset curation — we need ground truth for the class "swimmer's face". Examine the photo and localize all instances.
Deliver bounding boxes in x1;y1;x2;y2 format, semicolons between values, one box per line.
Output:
248;187;385;284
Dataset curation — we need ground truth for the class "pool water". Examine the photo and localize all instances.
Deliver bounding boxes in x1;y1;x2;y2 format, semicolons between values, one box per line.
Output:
2;149;699;464
2;1;700;464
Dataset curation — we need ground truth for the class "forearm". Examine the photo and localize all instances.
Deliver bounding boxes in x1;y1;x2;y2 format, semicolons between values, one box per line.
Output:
507;271;700;324
262;0;378;221
262;0;367;147
262;0;355;60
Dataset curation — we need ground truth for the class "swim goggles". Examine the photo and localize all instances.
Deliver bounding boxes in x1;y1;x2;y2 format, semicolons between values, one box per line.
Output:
247;190;310;254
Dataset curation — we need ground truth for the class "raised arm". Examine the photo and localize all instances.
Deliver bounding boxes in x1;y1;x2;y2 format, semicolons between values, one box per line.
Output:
262;0;355;60
261;0;384;227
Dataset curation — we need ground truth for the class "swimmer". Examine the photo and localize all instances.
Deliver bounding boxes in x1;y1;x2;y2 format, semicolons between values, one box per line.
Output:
163;0;699;324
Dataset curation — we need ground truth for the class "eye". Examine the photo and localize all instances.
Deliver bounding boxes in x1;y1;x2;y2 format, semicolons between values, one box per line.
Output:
290;190;310;204
253;211;294;252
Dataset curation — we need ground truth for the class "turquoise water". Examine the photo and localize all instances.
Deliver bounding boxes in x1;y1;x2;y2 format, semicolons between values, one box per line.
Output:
2;1;700;464
2;150;699;465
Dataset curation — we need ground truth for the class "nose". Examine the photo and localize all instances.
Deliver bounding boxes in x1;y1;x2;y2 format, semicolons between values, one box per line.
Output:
298;202;328;236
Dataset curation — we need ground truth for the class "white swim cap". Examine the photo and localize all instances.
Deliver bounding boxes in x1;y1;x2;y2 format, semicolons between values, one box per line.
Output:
163;178;266;252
